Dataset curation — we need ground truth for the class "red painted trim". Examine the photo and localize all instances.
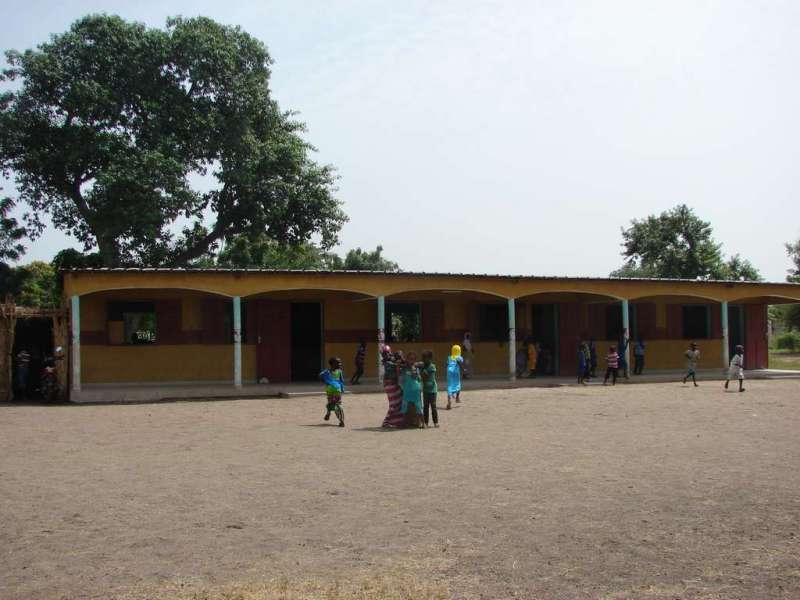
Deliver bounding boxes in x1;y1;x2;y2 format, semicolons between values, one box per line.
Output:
325;330;374;343
81;331;107;345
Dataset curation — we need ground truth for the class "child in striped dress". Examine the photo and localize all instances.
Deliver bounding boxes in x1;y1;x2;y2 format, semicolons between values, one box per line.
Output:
603;345;619;385
724;345;745;392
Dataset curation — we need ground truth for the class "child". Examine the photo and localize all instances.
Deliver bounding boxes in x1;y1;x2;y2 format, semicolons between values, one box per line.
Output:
527;340;538;378
682;342;700;387
618;329;630;380
515;346;528;378
725;344;745;392
381;345;404;428
420;350;439;427
350;339;366;384
320;357;345;427
462;331;474;379
603;345;619;385
582;341;592;380
400;351;424;428
577;343;587;385
589;339;598;378
633;338;646;375
446;344;464;410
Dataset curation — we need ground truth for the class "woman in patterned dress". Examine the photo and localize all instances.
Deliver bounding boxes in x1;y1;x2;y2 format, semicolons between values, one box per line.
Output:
381;346;405;428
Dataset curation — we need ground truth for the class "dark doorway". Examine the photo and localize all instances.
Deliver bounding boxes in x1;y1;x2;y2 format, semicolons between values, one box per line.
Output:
530;304;558;375
728;304;745;357
291;302;322;381
12;317;54;400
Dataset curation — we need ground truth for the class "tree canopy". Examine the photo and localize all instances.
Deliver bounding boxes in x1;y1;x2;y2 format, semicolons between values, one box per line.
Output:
216;234;342;270
611;205;761;281
0;196;25;264
215;234;399;272
0;15;345;267
339;245;399;271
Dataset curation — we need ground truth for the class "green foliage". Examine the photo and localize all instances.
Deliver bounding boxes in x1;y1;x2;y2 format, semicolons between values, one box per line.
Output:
608;263;659;278
787;240;800;283
718;254;762;282
0;260;60;307
1;15;345;267
612;205;761;280
51;248;104;270
217;234;342;269
341;246;399;271
772;304;800;332
775;331;800;352
0;196;26;263
215;235;399;272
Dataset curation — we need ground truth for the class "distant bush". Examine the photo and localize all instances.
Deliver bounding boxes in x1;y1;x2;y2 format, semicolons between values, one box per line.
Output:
775;331;800;352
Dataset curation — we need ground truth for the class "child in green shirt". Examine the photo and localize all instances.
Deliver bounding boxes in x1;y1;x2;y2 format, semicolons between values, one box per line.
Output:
320;357;345;427
420;350;439;428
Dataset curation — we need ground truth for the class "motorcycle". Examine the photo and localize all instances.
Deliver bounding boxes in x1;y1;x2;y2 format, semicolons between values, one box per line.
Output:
40;347;63;403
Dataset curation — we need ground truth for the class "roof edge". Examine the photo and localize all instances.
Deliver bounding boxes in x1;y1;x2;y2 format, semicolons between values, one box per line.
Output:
60;268;800;286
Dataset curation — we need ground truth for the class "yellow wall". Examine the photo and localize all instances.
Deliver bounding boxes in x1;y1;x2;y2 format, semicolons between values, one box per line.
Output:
82;345;257;383
73;285;745;383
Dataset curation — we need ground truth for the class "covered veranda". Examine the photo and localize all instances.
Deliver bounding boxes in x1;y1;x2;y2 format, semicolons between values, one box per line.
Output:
61;269;800;403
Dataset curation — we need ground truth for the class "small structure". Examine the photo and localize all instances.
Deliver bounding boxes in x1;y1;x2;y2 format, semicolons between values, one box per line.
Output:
0;298;67;402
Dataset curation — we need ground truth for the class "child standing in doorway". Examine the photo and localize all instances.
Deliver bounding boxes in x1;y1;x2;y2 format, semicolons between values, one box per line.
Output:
527;340;538;378
603;345;619;385
725;344;745;392
446;344;464;410
350;339;366;385
420;350;439;427
577;343;587;385
683;342;700;387
633;338;646;375
320;357;345;427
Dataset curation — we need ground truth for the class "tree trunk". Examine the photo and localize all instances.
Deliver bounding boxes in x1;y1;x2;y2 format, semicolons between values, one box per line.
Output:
97;237;122;267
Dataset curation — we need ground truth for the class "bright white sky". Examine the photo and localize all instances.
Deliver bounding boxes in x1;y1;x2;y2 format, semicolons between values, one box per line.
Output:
3;0;799;281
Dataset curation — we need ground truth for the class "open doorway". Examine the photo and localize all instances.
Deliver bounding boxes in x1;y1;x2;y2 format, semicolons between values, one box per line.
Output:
291;302;322;381
728;305;745;358
12;317;54;400
530;304;558;375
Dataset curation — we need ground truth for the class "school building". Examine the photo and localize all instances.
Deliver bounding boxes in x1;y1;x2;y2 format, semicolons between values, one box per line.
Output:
60;268;800;401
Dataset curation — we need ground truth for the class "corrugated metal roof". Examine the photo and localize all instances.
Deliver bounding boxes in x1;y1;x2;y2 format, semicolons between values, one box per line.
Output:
62;268;799;286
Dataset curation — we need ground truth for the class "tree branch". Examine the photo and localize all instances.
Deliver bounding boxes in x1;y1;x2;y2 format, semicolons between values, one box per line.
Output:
168;216;236;266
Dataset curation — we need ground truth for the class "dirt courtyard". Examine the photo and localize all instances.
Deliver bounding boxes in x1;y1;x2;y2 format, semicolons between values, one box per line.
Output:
2;380;799;599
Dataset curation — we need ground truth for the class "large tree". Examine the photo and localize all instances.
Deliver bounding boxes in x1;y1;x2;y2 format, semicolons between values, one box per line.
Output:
611;205;761;281
0;15;345;267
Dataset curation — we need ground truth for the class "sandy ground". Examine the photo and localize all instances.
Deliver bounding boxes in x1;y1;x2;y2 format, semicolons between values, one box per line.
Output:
1;380;799;600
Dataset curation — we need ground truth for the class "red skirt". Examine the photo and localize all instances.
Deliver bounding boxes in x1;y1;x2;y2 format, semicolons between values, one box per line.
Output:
382;381;404;428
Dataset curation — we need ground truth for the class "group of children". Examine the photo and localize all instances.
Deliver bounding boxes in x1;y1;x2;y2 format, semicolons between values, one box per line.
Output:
320;337;749;427
597;339;746;392
319;344;467;429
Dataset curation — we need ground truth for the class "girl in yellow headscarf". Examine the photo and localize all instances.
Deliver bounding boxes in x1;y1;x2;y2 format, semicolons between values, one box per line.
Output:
446;344;464;410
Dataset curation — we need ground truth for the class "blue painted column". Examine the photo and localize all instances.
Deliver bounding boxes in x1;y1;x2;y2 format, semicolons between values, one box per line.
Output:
621;299;630;374
721;301;729;369
508;298;516;380
233;296;242;388
377;296;385;384
70;295;81;392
